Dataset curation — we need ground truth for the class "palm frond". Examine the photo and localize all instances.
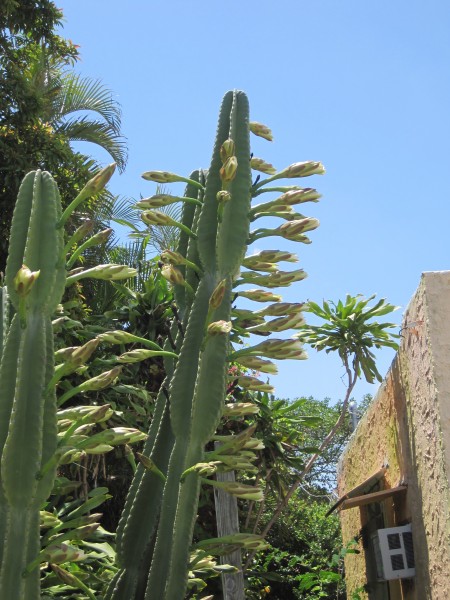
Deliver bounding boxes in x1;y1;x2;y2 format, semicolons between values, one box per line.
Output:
53;73;122;134
57;117;127;171
111;196;141;227
107;239;147;268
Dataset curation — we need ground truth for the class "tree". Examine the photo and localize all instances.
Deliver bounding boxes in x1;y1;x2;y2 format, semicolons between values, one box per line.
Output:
0;1;127;270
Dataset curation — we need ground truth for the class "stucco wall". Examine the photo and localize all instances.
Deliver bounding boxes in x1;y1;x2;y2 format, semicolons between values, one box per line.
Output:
337;272;450;600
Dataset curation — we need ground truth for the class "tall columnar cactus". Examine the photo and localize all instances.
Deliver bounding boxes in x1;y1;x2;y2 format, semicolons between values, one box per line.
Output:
0;164;139;599
108;90;324;600
0;171;66;599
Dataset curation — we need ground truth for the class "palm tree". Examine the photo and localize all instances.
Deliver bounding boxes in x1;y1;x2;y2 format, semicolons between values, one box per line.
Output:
26;46;127;171
0;44;128;269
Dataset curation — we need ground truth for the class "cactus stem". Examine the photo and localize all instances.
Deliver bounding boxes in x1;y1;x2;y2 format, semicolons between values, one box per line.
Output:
17;297;28;329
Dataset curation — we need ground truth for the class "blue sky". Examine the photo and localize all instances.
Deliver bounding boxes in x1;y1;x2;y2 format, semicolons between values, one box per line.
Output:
57;0;450;405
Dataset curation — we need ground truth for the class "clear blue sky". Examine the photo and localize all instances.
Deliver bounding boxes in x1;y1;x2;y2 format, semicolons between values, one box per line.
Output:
57;0;450;405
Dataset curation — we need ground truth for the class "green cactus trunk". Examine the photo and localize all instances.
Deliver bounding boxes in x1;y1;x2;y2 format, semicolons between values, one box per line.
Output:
108;90;252;600
0;171;66;599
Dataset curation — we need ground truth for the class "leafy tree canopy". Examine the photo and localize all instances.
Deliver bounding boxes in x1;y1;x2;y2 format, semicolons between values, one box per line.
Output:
0;1;127;271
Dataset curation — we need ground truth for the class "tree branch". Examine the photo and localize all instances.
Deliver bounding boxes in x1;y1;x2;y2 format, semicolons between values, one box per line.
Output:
245;356;358;569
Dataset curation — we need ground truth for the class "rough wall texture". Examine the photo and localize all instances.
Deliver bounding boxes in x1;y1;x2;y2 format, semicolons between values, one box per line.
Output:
337;272;450;600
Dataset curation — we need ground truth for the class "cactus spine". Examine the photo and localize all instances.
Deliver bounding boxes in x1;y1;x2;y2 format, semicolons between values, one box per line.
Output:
0;171;66;599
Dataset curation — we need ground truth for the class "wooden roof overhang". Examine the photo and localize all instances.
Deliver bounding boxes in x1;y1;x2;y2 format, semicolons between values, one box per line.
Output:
326;466;407;516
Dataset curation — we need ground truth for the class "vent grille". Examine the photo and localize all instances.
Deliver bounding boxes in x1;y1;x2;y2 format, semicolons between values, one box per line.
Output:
387;533;401;550
391;554;405;570
371;525;415;580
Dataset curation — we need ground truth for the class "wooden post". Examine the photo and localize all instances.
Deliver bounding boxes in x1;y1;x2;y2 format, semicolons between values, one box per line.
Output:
213;444;245;600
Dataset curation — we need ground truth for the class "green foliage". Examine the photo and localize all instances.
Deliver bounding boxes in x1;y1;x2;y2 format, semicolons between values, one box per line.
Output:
40;486;116;600
300;295;399;383
0;3;127;270
247;498;346;599
0;1;66;45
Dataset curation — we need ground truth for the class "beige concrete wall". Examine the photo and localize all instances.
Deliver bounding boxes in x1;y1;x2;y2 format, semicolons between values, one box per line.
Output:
337;272;450;600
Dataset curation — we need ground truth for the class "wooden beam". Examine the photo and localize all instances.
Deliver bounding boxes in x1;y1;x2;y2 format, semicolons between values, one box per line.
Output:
326;466;388;515
340;485;407;511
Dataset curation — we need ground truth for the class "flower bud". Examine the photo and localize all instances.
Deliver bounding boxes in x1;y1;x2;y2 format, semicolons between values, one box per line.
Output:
232;308;261;321
209;279;227;310
51;564;81;587
241;258;279;273
233;315;265;330
251;190;321;219
256;250;298;263
216;190;231;204
161;264;185;286
249;121;273;141
69;523;100;540
283;348;308;360
223;402;260;417
136;453;167;482
250;157;276;174
58;449;86;464
277;218;320;239
141;210;176;226
239;269;307;288
235;356;278;374
160;250;185;265
220;156;238;183
191;461;221;477
118;348;174;363
237;289;282;303
207;320;232;336
236;376;274;393
89;227;113;245
54;346;79;362
258;302;305;317
85;163;116;195
251;313;306;333
220;138;235;163
80;427;147;448
57;404;113;424
69;220;95;244
135;194;181;208
71;264;137;281
98;330;146;345
13;265;40;298
277;188;321;205
241;438;265;451
216;453;258;472
78;366;122;393
40;543;86;564
206;480;264;501
142;170;186;184
68;338;100;367
276;161;325;179
231;338;305;360
40;511;61;529
213;424;258;450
